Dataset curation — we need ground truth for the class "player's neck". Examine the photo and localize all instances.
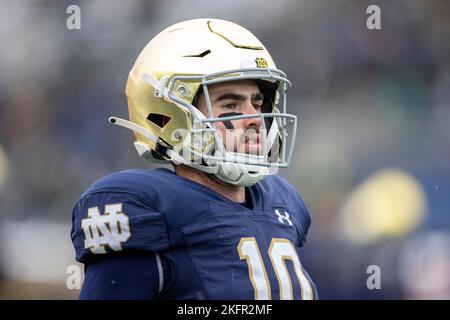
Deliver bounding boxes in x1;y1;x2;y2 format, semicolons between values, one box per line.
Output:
174;164;245;203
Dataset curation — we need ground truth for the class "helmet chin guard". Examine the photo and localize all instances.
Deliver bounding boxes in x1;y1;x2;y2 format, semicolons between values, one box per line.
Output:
212;151;269;187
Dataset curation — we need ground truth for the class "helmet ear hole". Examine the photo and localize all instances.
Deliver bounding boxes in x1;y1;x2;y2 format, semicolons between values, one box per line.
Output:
256;80;278;129
256;80;278;113
147;113;171;128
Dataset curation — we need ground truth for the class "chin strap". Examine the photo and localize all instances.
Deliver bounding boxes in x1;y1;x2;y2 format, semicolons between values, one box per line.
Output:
108;116;219;174
108;116;183;162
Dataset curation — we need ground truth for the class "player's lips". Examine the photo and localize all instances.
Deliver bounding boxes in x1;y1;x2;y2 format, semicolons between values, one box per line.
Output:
244;135;261;154
244;135;260;144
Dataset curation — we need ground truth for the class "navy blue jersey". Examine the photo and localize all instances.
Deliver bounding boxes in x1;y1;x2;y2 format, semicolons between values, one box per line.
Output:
71;168;317;300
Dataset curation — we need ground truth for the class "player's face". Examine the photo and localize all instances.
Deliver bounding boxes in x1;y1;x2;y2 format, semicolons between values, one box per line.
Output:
196;80;263;155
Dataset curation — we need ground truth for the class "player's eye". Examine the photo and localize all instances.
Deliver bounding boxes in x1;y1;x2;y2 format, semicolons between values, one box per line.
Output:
223;103;237;109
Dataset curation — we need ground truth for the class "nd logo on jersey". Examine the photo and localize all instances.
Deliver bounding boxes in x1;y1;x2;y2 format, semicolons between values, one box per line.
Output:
81;203;131;254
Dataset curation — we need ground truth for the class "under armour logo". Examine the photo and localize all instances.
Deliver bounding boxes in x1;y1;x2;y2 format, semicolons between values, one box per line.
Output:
81;204;131;254
274;209;293;226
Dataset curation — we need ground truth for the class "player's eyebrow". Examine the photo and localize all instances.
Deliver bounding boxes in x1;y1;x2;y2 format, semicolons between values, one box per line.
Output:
214;92;264;103
251;93;264;102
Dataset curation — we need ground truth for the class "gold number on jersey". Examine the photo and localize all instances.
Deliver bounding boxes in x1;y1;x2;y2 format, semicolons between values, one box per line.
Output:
237;237;314;300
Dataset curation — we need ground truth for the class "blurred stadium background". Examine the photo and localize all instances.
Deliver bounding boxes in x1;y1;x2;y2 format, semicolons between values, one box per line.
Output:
0;0;449;299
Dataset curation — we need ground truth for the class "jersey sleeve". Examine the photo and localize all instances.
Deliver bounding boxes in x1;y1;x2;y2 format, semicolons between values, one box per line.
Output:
71;192;170;263
79;251;161;300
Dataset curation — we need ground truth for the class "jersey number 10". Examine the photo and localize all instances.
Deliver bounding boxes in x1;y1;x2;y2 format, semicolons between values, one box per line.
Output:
237;237;314;300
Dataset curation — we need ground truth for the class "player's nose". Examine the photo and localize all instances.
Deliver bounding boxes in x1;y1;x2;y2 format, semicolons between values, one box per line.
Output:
242;103;262;129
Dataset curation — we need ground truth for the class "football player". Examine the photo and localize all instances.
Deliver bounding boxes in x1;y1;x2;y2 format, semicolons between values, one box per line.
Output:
71;18;318;300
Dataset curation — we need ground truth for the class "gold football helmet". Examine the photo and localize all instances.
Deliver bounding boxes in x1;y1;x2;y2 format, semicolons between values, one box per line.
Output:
109;18;297;186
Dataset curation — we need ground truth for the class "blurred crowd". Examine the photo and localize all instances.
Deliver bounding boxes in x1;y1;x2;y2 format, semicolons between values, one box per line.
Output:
0;0;449;299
